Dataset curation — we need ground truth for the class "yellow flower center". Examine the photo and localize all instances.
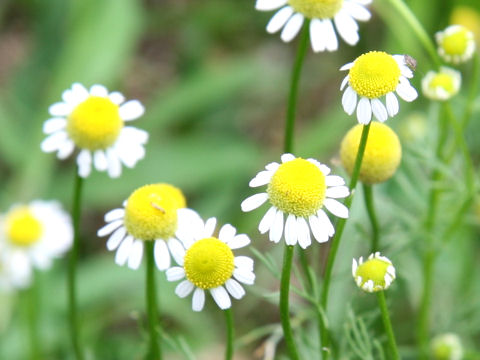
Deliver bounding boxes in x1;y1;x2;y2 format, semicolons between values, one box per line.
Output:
184;237;235;290
288;0;343;19
355;258;391;291
6;207;43;246
349;51;401;99
441;27;469;55
124;184;185;241
267;158;326;217
67;96;123;150
340;123;402;184
428;73;456;93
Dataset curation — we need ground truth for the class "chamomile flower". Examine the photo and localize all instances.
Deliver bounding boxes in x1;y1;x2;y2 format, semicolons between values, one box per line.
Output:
422;67;461;101
436;25;475;64
41;83;148;178
0;201;73;288
166;217;255;311
241;154;349;248
341;51;418;124
352;252;396;292
256;0;372;52
431;333;464;360
97;183;200;271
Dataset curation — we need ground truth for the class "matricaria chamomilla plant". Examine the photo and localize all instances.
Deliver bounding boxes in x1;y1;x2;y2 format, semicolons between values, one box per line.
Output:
436;25;475;64
422;67;461;101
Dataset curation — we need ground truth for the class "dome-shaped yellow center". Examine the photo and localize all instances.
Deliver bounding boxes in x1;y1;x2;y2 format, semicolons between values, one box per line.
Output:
67;96;123;150
441;28;469;55
184;237;235;290
340;123;402;184
355;258;391;292
6;207;43;246
288;0;343;19
349;51;401;99
428;73;456;93
124;184;185;241
267;158;326;217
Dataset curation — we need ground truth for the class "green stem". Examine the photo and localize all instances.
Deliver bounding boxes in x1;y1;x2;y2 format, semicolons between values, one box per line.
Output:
224;308;234;360
320;123;371;358
461;52;479;129
69;171;84;360
145;241;161;360
284;20;310;154
26;273;40;360
280;244;300;360
363;184;380;253
376;291;400;360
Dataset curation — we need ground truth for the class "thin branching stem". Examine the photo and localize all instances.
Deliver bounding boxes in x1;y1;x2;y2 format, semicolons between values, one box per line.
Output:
363;184;380;253
377;291;400;360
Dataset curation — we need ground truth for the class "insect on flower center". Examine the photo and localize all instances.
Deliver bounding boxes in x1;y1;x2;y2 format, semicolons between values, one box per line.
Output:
124;184;185;241
429;73;456;93
67;96;123;150
6;207;43;246
267;158;326;217
349;51;401;99
288;0;343;19
355;258;391;290
184;237;235;290
441;28;469;55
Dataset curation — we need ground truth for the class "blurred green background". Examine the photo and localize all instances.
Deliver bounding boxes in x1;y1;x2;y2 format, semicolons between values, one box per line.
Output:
0;0;480;359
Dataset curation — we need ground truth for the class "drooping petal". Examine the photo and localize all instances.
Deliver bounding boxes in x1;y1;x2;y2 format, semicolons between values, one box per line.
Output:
241;193;269;212
175;280;194;298
211;286;231;310
357;97;372;124
269;210;284;243
326;186;350;199
119;100;145;121
97;219;123;237
280;13;304;43
259;206;277;234
342;86;358;115
324;199;349;218
127;240;144;270
266;6;294;34
192;288;205;311
225;279;246;299
106;226;127;251
296;217;311;249
385;92;399;117
371;98;388;122
154;239;171;270
285;214;298;246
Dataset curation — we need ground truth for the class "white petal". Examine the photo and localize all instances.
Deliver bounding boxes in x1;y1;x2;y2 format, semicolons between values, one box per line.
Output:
97;219;123;237
309;215;329;243
219;224;236;243
285;214;298;246
175;280;194;298
324;199;349;218
233;268;256;285
106;226;127;251
326;175;346;187
57;140;75;160
371;98;388;122
259;206;278;234
281;153;295;163
234;256;254;272
310;19;326;52
344;1;371;21
256;0;288;11
49;102;72;117
105;208;125;222
93;150;109;171
168;238;186;266
396;77;418;102
41;131;68;153
203;217;217;238
281;13;304;42
334;10;360;46
266;6;294;34
119;100;145;121
106;148;122;178
114;235;134;266
249;170;274;188
43;118;67;134
326;186;350;199
210;286;231;310
296;217;311;249
228;234;250;250
225;279;246;300
385;92;399;117
357;97;372;125
127;240;144;270
269;210;284;243
77;149;92;178
340;75;349;91
342;86;358;115
109;91;125;105
317;209;335;236
192;288;205;312
322;19;338;52
340;62;354;71
121;126;149;144
265;162;280;171
70;83;89;103
166;267;185;282
90;84;108;97
241;193;269;212
154;240;171;270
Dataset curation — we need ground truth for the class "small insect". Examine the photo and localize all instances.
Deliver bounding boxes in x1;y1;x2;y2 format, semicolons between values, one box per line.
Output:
404;55;417;72
151;202;165;214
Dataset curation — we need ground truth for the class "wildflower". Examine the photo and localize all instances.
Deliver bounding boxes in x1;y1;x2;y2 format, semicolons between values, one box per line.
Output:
166;217;255;311
352;252;396;292
341;51;418;124
0;201;73;288
431;333;464;360
436;25;475;64
241;153;349;248
41;83;148;178
256;0;372;52
340;122;401;184
422;67;461;101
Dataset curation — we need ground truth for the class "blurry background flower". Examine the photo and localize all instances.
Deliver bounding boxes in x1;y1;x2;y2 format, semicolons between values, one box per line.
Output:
436;25;476;64
430;333;464;360
422;67;461;101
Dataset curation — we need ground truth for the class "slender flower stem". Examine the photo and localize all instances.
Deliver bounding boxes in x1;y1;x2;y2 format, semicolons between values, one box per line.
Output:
280;244;300;360
363;184;380;253
145;241;161;360
224;308;234;360
26;273;40;360
69;171;84;360
320;123;371;359
376;291;400;360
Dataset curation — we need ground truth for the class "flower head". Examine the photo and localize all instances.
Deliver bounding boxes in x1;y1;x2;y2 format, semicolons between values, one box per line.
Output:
97;183;198;271
431;333;464;360
41;83;148;178
166;217;255;311
341;51;418;124
436;25;475;64
0;201;73;288
422;67;461;101
352;252;396;292
340;122;401;184
256;0;372;52
241;154;349;248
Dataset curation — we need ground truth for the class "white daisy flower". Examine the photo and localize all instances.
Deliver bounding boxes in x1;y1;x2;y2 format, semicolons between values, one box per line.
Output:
436;25;475;64
166;217;255;311
352;252;396;293
422;66;461;101
41;83;148;178
241;153;349;249
341;51;418;124
431;333;464;360
0;201;73;288
97;183;200;271
256;0;372;52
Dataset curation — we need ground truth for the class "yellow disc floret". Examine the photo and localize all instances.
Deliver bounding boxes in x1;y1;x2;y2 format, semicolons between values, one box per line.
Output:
67;96;123;150
428;73;456;93
355;257;392;292
124;184;185;241
288;0;343;19
340;123;402;184
6;207;43;246
441;27;470;55
267;158;326;217
349;51;401;99
184;237;235;289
